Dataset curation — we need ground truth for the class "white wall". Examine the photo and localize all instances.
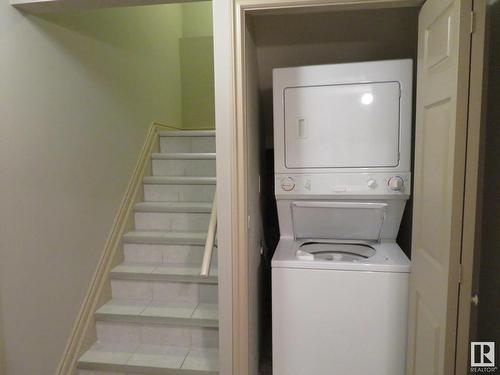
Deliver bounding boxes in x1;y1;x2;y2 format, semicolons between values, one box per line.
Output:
0;3;184;375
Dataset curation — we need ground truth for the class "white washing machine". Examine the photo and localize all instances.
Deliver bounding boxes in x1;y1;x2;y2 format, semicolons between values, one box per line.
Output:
271;59;413;375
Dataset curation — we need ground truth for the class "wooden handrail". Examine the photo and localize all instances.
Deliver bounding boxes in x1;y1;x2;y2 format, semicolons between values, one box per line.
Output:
200;195;217;278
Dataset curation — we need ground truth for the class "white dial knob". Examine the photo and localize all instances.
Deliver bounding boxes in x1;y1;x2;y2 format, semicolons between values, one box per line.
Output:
304;179;311;191
281;177;295;192
367;179;377;189
388;176;404;191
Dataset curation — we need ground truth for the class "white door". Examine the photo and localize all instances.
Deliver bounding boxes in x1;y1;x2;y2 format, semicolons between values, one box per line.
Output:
407;0;472;374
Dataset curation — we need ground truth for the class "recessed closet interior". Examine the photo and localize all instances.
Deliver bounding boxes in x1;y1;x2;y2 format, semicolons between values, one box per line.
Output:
242;4;421;372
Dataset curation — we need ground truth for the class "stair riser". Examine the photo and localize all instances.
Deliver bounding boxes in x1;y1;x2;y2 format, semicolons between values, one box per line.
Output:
160;137;215;153
143;185;215;202
134;212;211;232
111;280;218;304
152;160;216;177
124;244;218;265
96;321;219;348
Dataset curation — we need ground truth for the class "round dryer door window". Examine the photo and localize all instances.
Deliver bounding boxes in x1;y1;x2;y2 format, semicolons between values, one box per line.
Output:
298;242;376;262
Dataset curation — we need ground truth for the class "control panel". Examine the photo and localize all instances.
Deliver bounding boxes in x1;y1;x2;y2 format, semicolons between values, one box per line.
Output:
276;172;411;196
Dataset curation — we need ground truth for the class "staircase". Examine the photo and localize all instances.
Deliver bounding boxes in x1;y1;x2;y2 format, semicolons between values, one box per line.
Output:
77;130;218;375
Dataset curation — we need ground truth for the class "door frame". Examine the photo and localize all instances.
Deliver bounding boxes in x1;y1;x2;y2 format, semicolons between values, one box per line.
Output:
220;1;423;374
214;0;485;373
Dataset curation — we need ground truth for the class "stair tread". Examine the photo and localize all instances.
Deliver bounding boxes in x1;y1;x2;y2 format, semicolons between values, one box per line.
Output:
144;176;216;185
110;262;218;283
159;130;215;137
96;300;218;326
111;262;218;277
134;201;213;213
123;230;208;245
152;153;216;160
78;342;218;373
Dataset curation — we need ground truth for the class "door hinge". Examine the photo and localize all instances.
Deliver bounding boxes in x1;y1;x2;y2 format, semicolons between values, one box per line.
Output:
458;264;463;284
470;10;475;34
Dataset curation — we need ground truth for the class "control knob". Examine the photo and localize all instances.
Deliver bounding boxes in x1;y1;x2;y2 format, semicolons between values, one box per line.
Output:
281;177;295;192
388;176;404;191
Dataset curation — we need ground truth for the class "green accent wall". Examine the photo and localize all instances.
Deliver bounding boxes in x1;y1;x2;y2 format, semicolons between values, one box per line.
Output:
180;1;215;129
38;5;185;127
180;36;215;129
182;1;213;38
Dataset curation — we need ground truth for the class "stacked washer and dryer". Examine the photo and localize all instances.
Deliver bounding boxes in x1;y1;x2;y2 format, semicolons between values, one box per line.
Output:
271;59;413;375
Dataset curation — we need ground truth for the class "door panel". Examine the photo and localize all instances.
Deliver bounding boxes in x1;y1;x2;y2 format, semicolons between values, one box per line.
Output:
407;0;472;374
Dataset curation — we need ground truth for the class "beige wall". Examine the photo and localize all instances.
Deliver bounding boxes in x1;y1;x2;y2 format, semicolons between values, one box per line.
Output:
0;4;184;375
252;7;419;90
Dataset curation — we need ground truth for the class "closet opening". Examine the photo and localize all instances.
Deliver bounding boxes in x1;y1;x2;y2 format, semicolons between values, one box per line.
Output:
241;4;421;373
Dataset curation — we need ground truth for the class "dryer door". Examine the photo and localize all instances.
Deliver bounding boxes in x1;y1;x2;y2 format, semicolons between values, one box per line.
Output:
284;81;401;169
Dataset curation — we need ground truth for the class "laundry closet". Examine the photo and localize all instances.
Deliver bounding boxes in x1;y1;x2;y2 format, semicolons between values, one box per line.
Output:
245;5;419;254
216;0;482;374
244;6;418;374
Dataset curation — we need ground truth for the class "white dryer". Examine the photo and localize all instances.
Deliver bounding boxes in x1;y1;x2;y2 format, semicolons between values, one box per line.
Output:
272;59;413;375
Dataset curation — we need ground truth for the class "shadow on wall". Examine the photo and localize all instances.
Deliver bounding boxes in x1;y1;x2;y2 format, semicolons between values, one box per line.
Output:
31;2;216;130
478;1;500;345
32;5;186;127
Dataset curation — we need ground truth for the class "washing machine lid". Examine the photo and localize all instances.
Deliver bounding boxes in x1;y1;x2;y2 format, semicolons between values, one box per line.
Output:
291;201;387;241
